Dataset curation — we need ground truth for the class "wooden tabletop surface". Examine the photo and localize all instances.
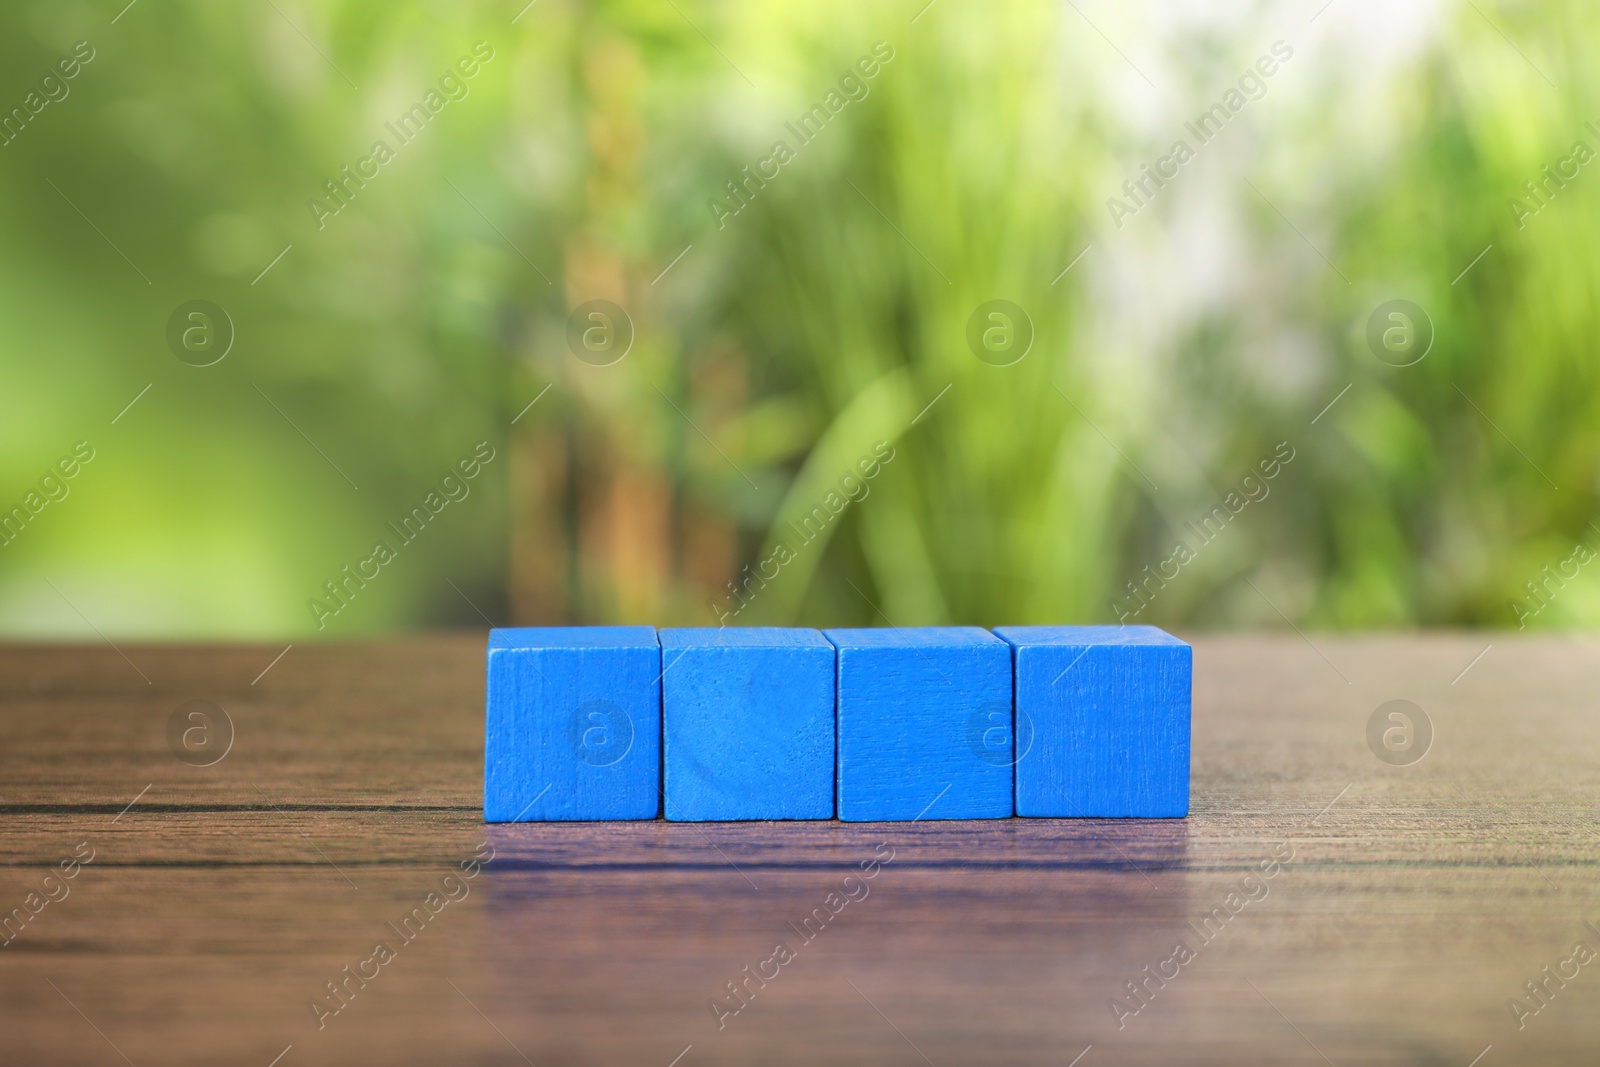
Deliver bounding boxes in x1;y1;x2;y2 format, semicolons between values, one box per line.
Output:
1;633;1596;1066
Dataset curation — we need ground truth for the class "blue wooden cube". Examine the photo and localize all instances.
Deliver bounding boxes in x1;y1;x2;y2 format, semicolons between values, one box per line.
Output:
484;626;661;821
824;627;1013;822
994;625;1190;818
659;627;834;821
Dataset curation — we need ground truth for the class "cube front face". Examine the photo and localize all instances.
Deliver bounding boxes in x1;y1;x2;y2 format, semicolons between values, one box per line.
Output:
660;628;834;821
484;626;661;822
826;627;1013;822
997;626;1191;818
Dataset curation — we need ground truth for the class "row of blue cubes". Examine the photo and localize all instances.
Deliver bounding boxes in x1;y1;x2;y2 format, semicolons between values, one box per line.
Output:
484;625;1191;822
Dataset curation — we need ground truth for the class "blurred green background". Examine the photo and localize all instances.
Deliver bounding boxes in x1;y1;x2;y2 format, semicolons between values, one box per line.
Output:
0;0;1595;638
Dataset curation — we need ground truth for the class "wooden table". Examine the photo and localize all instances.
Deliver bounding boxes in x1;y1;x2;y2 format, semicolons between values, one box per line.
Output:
1;634;1596;1065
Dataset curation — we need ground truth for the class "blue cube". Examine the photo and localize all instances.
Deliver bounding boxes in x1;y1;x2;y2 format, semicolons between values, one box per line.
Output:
994;625;1190;818
484;626;661;821
659;627;834;821
824;627;1012;822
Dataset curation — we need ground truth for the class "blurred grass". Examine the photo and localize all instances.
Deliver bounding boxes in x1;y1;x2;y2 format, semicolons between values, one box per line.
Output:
0;0;1595;637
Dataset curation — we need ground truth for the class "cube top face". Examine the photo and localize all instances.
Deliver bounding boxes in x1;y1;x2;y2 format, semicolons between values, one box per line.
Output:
488;625;657;651
822;626;1001;651
828;628;1012;821
993;625;1185;649
659;627;832;651
484;629;661;822
662;630;834;821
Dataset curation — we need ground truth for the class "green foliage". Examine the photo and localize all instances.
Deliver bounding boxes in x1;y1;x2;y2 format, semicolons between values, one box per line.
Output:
0;0;1594;636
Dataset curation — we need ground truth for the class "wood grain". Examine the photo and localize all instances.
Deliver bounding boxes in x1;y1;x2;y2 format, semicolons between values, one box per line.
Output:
1;633;1598;1065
